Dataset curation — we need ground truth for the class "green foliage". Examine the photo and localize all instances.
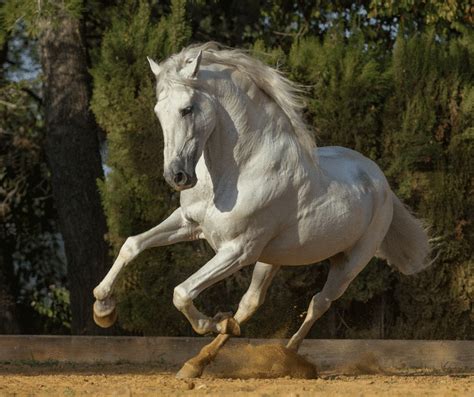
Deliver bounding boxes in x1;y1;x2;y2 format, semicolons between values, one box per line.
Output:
187;0;263;46
92;4;473;339
168;0;191;54
90;0;188;242
289;29;391;159
381;32;473;339
31;285;71;329
369;0;473;33
1;0;83;37
0;81;70;333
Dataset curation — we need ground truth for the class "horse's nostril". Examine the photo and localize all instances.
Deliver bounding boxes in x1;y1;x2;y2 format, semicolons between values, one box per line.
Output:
174;171;187;186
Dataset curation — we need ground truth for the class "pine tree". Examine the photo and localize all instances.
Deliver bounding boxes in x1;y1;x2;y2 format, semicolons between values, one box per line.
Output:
382;31;473;339
2;0;111;334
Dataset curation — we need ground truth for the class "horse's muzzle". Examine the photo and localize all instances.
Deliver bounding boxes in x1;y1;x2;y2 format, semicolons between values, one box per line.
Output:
164;162;197;191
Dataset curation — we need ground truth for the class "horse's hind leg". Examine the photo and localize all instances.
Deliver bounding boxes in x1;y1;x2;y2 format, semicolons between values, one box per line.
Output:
234;262;280;324
176;262;279;378
286;241;382;352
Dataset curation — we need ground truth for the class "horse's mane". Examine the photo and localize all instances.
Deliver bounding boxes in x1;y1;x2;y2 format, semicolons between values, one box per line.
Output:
157;42;316;158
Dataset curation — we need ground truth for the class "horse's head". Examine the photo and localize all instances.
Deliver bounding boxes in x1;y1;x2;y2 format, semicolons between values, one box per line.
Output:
148;51;217;191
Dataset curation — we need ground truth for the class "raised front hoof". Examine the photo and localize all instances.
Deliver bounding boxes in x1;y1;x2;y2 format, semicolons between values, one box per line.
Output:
217;317;241;336
176;362;203;379
93;297;116;316
93;307;117;328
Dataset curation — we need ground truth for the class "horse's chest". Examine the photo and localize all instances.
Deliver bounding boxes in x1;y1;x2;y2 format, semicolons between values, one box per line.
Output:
180;195;228;250
180;188;273;251
187;207;250;250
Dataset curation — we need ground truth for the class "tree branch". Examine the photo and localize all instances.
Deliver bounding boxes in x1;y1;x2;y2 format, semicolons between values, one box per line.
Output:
21;87;43;105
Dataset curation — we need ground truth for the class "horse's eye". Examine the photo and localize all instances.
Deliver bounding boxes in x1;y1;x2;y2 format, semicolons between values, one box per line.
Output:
180;105;193;117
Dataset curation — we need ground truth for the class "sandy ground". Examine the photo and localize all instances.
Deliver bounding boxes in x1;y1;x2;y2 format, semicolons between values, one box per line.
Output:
0;362;472;397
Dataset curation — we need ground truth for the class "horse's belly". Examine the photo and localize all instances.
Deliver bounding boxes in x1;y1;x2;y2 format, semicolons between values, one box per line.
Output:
259;203;370;266
260;236;353;266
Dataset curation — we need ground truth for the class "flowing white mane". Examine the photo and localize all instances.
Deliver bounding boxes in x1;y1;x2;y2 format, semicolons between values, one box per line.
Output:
157;42;317;157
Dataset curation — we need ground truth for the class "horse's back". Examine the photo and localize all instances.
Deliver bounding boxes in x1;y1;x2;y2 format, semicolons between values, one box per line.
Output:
316;146;391;221
317;146;387;187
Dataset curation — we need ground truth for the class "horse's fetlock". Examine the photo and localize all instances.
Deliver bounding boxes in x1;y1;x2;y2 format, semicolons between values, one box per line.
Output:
93;284;111;301
193;320;212;335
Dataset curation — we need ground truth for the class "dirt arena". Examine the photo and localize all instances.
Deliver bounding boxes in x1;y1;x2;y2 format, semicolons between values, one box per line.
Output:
1;364;472;397
1;344;472;397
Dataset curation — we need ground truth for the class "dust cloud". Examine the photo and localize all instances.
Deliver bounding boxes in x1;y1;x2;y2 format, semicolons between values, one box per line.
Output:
205;343;318;379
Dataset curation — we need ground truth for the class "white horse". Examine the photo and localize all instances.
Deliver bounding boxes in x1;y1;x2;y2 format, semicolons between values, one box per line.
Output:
92;42;431;378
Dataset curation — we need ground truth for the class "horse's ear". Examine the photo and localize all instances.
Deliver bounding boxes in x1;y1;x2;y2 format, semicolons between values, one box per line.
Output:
182;50;202;79
147;56;161;77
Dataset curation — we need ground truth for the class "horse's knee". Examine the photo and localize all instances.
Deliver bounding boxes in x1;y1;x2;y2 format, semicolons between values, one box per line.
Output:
308;292;332;318
119;236;140;261
173;286;191;312
311;277;352;316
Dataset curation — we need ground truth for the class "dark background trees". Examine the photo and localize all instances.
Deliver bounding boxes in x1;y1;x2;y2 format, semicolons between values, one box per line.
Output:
38;7;112;334
1;0;472;338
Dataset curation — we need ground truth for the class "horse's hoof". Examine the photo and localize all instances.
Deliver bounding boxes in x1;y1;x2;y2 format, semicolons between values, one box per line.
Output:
176;362;203;379
93;307;117;328
217;317;241;336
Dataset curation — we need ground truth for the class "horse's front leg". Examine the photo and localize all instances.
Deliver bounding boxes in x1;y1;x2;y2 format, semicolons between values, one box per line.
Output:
93;208;199;328
172;240;261;336
176;262;279;379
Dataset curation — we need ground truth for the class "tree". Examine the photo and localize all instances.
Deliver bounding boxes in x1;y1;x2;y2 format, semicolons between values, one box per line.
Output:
2;0;472;338
37;5;112;334
1;0;114;334
381;31;473;339
0;26;19;333
369;0;473;35
0;17;72;332
0;79;71;333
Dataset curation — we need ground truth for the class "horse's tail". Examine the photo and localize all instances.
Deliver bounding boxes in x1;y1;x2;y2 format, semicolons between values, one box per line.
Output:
377;192;432;275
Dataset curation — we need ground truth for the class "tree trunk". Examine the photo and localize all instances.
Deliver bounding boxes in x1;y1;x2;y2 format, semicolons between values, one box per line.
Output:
0;252;20;334
39;12;111;334
0;35;21;334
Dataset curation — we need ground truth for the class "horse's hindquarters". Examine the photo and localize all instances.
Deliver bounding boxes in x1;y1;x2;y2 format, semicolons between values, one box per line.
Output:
258;148;392;267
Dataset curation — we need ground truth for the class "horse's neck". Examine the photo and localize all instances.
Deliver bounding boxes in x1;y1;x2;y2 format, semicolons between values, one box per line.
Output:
204;72;306;183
